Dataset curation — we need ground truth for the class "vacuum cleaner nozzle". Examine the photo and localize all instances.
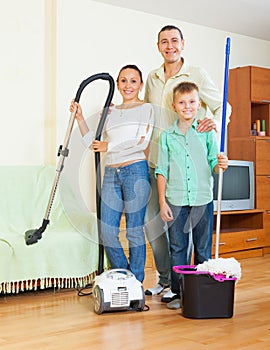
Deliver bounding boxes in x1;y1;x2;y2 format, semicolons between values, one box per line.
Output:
25;219;49;245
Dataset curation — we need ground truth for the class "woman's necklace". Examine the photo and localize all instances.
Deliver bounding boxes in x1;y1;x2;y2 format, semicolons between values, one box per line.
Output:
117;101;143;117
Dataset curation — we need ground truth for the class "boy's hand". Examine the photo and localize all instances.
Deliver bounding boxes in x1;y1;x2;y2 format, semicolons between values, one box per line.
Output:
217;154;228;171
160;202;174;222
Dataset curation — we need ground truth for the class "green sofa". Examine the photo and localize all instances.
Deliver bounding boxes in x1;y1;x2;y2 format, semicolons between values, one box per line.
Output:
0;165;101;293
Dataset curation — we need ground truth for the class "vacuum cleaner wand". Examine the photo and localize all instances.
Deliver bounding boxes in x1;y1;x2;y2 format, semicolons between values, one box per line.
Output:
25;73;115;250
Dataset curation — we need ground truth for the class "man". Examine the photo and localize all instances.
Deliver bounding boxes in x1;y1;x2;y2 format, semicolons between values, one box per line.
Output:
144;25;231;306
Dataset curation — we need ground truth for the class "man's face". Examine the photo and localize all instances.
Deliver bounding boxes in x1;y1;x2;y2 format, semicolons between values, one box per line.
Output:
157;29;185;64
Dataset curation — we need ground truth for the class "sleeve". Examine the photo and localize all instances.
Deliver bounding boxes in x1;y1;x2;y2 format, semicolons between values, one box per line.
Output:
107;104;154;157
82;130;95;148
155;131;169;179
144;74;151;103
198;67;232;132
207;130;220;171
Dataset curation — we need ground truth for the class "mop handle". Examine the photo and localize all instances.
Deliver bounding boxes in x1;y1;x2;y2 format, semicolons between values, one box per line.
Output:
220;37;231;153
215;37;231;259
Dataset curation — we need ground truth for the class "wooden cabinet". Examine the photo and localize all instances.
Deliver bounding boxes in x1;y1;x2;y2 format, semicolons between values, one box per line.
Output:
228;66;270;139
228;66;270;255
212;210;265;259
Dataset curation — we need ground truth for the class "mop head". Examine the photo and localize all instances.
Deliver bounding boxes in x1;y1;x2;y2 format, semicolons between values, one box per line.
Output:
196;257;241;281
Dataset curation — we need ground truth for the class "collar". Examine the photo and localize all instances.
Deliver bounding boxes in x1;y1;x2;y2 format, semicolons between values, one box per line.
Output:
154;57;190;81
168;119;198;134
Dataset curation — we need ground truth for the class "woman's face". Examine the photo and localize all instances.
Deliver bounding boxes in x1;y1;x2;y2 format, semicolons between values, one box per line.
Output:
117;68;143;103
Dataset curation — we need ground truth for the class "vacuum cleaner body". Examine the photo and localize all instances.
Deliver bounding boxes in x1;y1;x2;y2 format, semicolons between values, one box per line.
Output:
93;269;145;314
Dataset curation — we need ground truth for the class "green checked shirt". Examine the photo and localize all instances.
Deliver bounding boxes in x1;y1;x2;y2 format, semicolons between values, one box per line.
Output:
155;119;219;206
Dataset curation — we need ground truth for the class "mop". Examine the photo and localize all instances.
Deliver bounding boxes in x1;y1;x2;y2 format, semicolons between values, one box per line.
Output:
196;37;241;279
25;73;115;274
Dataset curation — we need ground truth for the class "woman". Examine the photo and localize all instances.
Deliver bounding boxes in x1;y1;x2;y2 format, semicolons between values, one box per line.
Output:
70;64;154;282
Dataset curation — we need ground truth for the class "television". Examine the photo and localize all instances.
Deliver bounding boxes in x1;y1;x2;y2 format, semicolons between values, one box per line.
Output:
212;160;254;211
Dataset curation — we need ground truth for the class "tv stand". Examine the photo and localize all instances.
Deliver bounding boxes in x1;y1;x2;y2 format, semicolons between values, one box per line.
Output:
213;209;265;259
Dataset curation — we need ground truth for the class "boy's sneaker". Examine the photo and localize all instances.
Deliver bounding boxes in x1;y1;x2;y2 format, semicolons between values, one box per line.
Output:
145;283;169;295
161;289;177;303
166;295;181;309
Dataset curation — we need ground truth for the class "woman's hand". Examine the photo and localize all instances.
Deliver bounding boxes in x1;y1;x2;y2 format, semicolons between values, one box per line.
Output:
70;99;84;121
92;140;108;152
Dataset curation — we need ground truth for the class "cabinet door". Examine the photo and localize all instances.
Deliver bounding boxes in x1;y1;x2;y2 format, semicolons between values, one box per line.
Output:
212;230;265;254
256;139;270;174
264;212;270;245
251;67;270;102
256;175;270;209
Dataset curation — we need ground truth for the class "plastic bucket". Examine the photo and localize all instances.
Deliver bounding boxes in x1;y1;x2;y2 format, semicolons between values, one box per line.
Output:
173;265;236;319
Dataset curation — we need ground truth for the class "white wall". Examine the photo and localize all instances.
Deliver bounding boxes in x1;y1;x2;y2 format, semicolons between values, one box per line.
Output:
54;0;270;211
0;0;44;165
2;0;270;211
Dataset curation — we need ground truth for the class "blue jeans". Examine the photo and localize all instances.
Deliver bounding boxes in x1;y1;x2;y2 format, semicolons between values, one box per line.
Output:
100;160;150;282
168;201;214;295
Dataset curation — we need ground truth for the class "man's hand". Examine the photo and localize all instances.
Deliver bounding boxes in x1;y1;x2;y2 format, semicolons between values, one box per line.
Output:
197;117;217;133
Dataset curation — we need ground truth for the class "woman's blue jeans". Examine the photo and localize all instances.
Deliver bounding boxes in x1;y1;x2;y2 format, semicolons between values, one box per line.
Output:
168;201;214;295
100;160;150;282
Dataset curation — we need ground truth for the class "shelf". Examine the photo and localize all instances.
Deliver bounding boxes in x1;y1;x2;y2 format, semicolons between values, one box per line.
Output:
212;209;265;258
214;209;264;215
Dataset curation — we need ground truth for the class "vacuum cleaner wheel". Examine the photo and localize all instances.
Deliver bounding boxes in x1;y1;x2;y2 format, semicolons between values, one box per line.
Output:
93;285;107;315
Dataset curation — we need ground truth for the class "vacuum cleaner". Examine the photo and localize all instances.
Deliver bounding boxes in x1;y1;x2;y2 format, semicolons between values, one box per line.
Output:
93;269;145;314
24;72;115;275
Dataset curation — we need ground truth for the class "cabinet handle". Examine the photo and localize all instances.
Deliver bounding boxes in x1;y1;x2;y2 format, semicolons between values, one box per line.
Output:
266;210;270;214
261;100;270;103
218;242;226;246
246;237;257;242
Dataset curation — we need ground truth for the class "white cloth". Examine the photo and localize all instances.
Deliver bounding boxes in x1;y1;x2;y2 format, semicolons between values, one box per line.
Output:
196;257;241;281
83;103;154;166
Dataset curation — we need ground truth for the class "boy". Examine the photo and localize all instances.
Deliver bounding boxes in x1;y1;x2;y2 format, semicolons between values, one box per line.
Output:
155;82;228;309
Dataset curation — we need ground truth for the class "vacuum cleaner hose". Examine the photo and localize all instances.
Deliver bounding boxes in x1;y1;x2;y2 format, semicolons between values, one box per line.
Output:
25;73;115;252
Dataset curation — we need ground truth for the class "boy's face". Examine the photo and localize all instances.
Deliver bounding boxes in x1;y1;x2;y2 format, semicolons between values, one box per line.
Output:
172;90;201;122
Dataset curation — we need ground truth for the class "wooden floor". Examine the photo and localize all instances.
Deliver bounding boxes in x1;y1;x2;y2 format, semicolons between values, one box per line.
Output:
1;255;270;350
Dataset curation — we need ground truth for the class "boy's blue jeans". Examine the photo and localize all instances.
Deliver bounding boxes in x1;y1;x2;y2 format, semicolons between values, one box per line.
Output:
100;160;150;282
168;201;214;295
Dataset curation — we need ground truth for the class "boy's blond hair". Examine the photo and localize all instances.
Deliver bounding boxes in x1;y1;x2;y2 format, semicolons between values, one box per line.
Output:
173;82;199;102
